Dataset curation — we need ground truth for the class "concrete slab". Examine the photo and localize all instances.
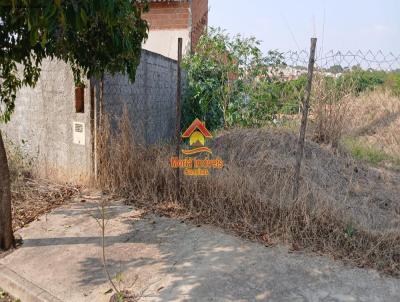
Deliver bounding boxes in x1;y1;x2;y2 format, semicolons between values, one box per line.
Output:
0;199;399;302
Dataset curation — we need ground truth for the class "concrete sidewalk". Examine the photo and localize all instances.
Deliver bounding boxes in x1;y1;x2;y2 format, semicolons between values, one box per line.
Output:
0;198;399;302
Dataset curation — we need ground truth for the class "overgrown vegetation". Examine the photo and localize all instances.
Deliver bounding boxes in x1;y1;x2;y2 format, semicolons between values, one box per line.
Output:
96;31;400;278
4;138;79;230
183;28;400;137
182;27;290;130
97;110;400;277
339;68;400;96
340;89;400;169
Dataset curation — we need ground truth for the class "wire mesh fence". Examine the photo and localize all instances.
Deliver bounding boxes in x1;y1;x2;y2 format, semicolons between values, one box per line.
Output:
283;49;400;71
275;49;400;114
275;49;400;163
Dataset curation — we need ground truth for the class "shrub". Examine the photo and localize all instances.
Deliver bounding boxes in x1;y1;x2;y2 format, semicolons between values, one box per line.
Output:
182;27;285;130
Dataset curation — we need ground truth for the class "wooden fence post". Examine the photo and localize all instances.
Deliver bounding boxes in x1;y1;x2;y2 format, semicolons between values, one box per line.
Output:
293;37;317;200
175;38;183;201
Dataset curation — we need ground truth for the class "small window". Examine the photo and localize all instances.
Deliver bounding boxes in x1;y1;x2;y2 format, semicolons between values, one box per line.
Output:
75;85;85;113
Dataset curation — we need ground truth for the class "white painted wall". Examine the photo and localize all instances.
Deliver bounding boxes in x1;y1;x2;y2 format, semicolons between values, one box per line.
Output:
143;29;191;60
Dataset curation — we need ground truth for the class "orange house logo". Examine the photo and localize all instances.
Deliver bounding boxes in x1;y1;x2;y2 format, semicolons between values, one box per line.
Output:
170;118;224;176
181;118;213;155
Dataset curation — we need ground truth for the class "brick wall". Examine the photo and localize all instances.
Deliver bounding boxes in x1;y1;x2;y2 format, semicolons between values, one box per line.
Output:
143;0;208;56
191;0;208;51
143;1;190;30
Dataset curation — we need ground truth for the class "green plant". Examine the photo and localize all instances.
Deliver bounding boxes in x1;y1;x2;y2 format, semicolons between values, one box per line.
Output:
345;223;356;238
384;72;400;96
338;69;387;95
342;137;399;166
182;27;285;130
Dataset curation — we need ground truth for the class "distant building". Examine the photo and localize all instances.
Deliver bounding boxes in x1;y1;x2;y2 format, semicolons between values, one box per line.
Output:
143;0;208;59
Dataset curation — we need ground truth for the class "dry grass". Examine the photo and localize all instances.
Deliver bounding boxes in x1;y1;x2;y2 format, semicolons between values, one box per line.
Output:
5;139;79;230
311;74;355;147
345;89;400;165
310;77;400;170
97;108;400;277
10;178;79;230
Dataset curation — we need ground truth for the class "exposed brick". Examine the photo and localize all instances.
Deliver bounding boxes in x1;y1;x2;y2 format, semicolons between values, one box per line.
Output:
143;0;208;51
144;2;190;30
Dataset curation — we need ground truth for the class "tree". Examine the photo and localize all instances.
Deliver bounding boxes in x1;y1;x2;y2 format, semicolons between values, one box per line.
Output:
0;0;149;250
327;64;344;74
182;27;285;130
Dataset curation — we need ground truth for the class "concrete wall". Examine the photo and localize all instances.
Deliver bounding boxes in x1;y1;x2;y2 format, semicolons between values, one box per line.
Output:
143;1;191;59
1;50;180;184
1;59;93;184
143;29;191;60
102;50;179;145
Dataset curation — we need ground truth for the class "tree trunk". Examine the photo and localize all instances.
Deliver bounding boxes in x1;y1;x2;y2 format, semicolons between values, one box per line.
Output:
0;130;14;250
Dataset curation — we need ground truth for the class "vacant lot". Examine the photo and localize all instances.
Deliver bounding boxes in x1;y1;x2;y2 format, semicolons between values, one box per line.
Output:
96;96;400;276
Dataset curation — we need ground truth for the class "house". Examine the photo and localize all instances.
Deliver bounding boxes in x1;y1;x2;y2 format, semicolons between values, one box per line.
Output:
143;0;208;59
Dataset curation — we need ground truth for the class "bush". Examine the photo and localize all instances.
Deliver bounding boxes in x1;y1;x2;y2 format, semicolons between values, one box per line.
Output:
182;27;285;130
338;69;400;95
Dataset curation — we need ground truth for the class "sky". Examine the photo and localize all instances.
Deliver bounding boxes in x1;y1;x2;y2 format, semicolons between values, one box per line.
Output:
208;0;400;55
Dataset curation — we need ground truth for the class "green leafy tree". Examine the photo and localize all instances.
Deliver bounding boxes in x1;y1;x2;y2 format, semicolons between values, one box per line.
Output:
0;0;148;251
339;70;386;94
182;27;285;130
327;64;344;74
